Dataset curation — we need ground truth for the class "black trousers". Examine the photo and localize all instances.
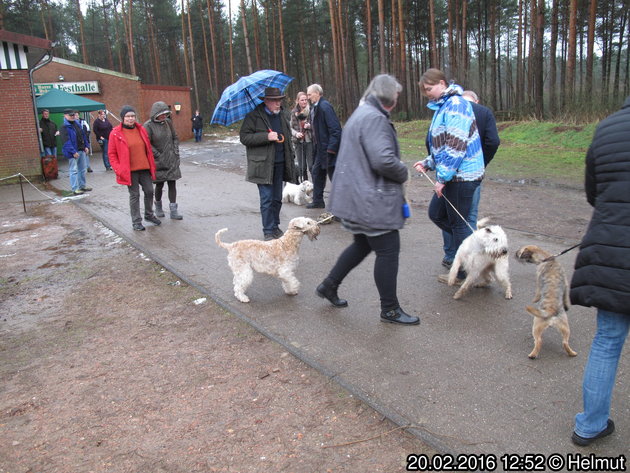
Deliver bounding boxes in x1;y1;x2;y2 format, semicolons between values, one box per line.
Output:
327;230;400;311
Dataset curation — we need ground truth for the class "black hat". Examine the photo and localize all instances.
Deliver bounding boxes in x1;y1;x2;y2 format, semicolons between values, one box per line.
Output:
120;105;136;119
259;87;285;99
63;108;75;115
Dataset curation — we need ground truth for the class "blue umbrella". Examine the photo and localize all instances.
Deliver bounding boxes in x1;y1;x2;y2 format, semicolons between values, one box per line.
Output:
211;69;294;126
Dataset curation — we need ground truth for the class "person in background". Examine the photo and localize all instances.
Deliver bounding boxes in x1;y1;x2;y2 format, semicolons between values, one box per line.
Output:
109;105;162;231
305;83;342;209
440;90;500;268
74;111;93;172
60;108;91;195
144;101;183;220
316;74;419;326
289;91;313;183
93;109;113;171
413;69;484;285
239;87;296;240
569;96;630;447
192;110;204;142
39;109;59;157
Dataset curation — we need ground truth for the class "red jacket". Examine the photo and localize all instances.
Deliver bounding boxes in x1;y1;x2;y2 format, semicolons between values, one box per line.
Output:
109;123;157;186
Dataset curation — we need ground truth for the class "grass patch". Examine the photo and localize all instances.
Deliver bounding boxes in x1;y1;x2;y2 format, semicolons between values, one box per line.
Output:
394;119;595;187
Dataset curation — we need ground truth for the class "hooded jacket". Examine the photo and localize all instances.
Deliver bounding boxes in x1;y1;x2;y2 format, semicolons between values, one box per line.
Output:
570;96;630;316
143;101;182;182
420;84;484;184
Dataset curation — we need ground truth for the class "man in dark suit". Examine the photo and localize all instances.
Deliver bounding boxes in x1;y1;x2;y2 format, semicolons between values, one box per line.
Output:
306;83;342;209
441;90;500;268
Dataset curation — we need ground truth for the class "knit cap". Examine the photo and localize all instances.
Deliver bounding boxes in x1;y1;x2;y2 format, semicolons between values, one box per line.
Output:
120;105;136;119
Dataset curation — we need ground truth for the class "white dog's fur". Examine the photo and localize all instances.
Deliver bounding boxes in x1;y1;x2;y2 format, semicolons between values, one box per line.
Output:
448;217;513;300
282;180;313;206
215;217;320;303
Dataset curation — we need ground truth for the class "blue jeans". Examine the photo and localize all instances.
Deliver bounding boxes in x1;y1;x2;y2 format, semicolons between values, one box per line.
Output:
257;161;284;235
194;128;203;142
429;180;480;275
443;183;481;262
68;151;88;192
574;309;629;438
44;146;57;157
101;139;111;169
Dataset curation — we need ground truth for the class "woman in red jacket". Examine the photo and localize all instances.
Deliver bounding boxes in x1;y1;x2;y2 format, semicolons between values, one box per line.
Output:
109;105;161;231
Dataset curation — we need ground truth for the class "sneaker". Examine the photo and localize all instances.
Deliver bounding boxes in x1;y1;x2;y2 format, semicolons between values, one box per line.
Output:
72;189;84;195
572;419;615;447
437;273;463;286
441;258;453;269
80;186;93;192
263;234;274;241
144;215;161;226
106;167;112;171
132;223;145;231
87;167;93;172
306;202;325;209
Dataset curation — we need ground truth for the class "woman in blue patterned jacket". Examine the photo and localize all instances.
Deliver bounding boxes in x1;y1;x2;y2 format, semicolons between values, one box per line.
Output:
413;68;484;283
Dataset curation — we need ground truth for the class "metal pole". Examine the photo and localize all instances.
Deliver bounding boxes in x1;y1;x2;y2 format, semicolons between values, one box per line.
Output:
19;174;27;213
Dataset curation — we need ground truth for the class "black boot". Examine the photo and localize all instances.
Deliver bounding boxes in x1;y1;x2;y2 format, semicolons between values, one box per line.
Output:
316;278;348;307
380;307;420;325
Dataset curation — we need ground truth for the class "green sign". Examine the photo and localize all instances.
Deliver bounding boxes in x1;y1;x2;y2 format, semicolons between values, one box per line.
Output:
34;81;100;96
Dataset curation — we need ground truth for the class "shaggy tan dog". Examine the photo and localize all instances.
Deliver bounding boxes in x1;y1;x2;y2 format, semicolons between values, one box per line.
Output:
215;217;320;303
447;218;513;300
515;244;578;359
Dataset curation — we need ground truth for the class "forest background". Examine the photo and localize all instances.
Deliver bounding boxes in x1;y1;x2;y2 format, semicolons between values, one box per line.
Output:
1;0;628;122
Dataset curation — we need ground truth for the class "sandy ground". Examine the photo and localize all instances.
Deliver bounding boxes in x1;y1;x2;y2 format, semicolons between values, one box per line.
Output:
0;200;434;473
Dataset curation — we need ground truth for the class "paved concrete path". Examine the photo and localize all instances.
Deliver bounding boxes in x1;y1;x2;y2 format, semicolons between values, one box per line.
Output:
8;134;628;464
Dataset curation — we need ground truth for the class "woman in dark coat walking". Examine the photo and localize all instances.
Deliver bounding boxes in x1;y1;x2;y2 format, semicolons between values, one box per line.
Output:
144;101;183;220
316;74;419;326
569;96;630;446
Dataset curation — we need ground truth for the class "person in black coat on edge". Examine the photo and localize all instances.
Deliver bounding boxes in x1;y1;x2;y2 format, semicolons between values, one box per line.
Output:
440;90;501;268
305;84;342;209
569;96;630;447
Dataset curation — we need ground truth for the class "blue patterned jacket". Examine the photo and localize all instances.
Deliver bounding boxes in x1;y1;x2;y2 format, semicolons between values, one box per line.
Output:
421;84;484;184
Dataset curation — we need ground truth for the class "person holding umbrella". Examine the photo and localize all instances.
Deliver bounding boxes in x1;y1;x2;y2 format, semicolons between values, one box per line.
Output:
240;87;296;240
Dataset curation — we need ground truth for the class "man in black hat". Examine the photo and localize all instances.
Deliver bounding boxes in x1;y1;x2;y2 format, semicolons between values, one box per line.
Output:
60;108;91;195
239;87;296;240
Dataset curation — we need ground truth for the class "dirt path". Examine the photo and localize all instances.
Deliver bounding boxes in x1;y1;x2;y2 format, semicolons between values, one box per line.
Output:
0;201;433;472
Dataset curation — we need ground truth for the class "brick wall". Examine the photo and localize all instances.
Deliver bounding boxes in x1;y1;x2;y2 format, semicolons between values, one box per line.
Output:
0;70;41;179
141;85;194;141
33;61;194;140
33;62;142;124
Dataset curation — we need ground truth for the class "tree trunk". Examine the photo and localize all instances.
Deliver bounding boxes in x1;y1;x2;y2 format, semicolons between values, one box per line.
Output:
180;0;190;85
377;0;385;72
565;0;578;106
533;0;544;117
206;0;219;93
447;0;456;77
228;0;234;82
549;0;559;115
398;0;407;115
516;0;523;104
240;0;254;74
75;0;89;64
278;0;287;72
187;0;200;108
428;0;438;67
198;0;213;93
585;0;597;104
101;0;115;70
252;0;262;70
366;0;373;80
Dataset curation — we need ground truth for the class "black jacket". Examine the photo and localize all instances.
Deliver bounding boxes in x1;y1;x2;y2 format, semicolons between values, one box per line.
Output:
311;98;342;167
39;117;58;148
470;102;500;166
570;96;630;316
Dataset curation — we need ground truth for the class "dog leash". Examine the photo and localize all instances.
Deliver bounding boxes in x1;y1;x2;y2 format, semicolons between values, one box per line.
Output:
541;242;581;262
418;169;476;233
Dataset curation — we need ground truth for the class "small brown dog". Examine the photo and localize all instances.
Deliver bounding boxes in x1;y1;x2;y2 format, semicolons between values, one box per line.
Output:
515;245;578;359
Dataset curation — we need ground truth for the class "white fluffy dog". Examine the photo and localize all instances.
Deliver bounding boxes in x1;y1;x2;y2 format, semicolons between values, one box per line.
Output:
448;218;513;300
215;217;320;303
282;180;313;206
